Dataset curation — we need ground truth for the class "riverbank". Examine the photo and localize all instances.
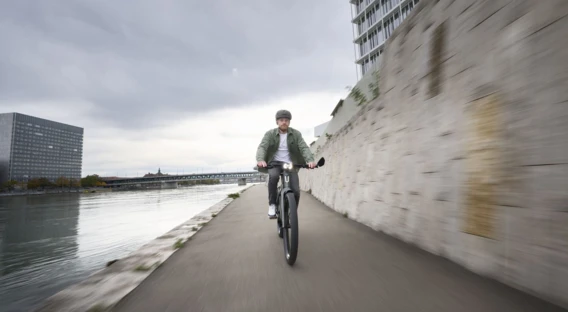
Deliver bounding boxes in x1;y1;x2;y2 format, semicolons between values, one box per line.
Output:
33;184;252;312
0;188;111;197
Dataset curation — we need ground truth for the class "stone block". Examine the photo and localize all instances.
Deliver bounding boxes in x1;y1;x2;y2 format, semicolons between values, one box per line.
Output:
522;103;568;166
499;206;534;246
461;233;503;277
528;165;568;212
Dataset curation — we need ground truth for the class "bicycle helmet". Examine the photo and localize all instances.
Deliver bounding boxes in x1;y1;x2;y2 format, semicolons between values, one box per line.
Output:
275;110;292;120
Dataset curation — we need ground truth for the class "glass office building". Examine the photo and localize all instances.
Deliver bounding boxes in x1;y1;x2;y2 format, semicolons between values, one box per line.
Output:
350;0;421;78
0;113;83;184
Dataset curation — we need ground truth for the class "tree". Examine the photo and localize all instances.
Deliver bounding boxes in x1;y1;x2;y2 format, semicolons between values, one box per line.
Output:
38;178;53;188
56;176;70;187
81;175;103;188
70;179;81;188
27;178;41;190
1;180;18;191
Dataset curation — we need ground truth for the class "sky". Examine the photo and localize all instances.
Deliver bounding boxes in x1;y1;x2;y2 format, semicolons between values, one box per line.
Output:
0;0;358;177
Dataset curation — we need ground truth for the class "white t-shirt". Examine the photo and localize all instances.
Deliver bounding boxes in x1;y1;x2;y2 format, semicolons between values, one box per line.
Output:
272;132;292;163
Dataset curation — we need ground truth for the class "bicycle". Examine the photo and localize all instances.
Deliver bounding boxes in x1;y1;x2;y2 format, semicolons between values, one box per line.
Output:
265;157;325;266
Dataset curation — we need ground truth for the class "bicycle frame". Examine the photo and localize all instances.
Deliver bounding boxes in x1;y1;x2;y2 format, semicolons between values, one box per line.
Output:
276;167;295;228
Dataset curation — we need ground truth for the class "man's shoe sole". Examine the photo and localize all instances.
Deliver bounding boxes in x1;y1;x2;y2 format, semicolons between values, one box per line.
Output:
268;214;277;219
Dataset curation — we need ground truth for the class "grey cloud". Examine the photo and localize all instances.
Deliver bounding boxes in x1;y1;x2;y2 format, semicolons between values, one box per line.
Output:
0;0;355;129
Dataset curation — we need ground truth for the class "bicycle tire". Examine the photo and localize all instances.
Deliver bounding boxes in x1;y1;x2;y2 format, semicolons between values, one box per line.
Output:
282;192;298;265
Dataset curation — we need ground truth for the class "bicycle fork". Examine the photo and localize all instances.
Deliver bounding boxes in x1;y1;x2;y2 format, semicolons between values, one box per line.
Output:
279;173;291;228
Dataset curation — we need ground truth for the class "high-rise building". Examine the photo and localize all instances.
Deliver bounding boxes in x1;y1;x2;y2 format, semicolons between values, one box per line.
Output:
0;113;84;184
350;0;420;78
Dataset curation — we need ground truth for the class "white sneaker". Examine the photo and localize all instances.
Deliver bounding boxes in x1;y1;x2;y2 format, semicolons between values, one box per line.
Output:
268;204;276;219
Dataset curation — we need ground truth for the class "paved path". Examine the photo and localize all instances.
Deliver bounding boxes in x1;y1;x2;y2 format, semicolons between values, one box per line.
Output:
113;185;565;312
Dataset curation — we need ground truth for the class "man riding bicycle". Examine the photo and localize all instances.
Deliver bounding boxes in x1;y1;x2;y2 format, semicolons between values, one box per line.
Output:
256;110;316;219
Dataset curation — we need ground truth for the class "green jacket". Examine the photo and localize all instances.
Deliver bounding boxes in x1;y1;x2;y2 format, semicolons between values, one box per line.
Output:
255;127;315;173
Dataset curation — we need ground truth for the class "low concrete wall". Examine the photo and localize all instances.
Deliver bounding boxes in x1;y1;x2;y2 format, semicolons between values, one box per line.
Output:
36;185;253;312
301;0;568;308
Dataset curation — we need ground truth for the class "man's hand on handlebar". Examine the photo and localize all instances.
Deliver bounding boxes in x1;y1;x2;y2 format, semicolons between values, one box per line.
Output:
257;161;267;168
308;162;316;169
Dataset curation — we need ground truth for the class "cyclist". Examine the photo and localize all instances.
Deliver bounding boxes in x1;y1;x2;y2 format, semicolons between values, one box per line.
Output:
256;110;316;218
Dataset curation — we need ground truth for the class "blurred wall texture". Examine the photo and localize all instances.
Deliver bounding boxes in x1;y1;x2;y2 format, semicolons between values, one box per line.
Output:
301;0;568;308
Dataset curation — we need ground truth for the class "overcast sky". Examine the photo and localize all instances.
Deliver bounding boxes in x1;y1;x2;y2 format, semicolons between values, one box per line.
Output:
0;0;357;176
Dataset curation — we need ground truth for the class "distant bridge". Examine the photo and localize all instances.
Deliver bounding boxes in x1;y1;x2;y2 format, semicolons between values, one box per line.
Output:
103;171;265;187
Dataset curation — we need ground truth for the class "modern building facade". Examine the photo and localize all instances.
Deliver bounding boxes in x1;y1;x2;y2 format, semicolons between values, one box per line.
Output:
0;113;83;184
350;0;420;78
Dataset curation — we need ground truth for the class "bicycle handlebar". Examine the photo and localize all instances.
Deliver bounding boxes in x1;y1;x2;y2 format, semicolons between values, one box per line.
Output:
266;163;316;169
255;157;326;170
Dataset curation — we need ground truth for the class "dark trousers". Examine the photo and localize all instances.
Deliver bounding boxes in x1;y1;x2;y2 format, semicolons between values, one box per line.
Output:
268;161;300;207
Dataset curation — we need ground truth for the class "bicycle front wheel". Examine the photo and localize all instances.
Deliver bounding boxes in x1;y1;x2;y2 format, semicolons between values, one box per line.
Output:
282;192;298;266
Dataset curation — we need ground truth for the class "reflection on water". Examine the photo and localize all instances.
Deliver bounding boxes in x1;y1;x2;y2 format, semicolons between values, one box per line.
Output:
0;184;250;312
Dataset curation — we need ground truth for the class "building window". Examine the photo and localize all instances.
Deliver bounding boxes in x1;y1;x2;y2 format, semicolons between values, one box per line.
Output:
394;12;401;28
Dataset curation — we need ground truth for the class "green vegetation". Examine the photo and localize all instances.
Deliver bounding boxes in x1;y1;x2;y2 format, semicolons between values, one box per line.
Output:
27;178;54;189
80;174;106;188
369;70;380;100
134;264;152;272
0;180;18;192
179;179;220;186
134;261;161;272
228;193;240;199
346;69;380;106
348;86;367;106
211;213;217;217
174;239;184;249
157;234;175;239
87;304;107;312
343;212;349;218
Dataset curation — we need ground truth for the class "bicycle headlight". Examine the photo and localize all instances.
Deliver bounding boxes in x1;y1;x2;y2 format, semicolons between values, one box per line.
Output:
283;163;293;170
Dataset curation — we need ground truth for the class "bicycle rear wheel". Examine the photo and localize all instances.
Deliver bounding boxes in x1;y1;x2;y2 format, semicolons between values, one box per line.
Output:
282;192;298;265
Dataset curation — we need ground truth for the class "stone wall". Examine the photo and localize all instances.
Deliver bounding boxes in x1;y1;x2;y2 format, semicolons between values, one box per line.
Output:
309;68;378;154
300;0;568;308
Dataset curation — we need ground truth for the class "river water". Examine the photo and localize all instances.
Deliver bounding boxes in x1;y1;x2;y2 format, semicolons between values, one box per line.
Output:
0;184;252;312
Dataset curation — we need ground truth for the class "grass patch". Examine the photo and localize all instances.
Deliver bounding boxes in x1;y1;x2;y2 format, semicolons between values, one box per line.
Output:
157;234;175;239
198;222;207;227
134;264;152;272
343;212;349;218
192;226;199;231
228;193;240;199
87;304;107;312
134;261;161;272
211;213;217;217
174;238;185;249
